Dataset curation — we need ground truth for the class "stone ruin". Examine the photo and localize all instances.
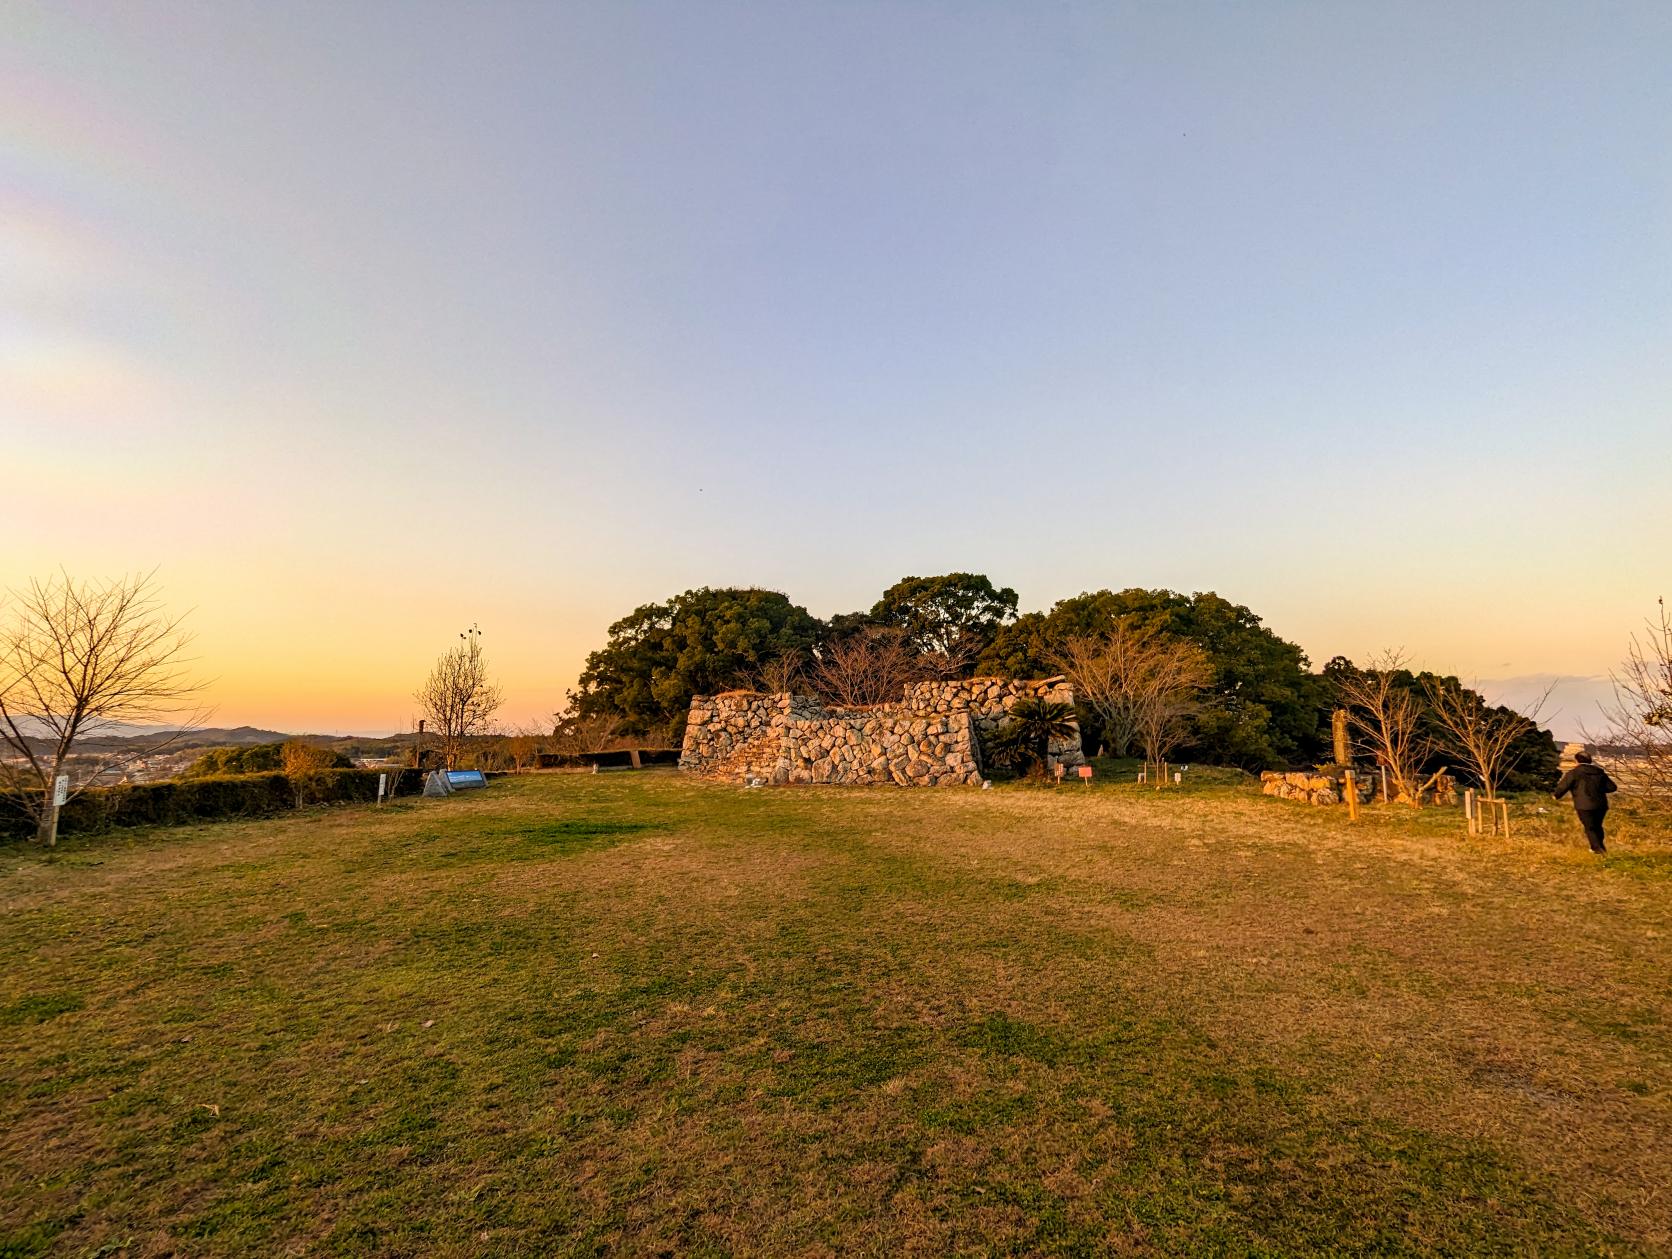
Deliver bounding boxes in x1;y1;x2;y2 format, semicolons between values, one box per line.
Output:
1259;770;1371;807
1260;767;1457;806
679;677;1086;787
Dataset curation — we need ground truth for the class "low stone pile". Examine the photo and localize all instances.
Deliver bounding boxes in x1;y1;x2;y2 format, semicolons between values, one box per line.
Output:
1260;770;1373;806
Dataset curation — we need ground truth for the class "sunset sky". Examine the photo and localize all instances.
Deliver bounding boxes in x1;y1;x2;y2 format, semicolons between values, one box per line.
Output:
4;2;1667;738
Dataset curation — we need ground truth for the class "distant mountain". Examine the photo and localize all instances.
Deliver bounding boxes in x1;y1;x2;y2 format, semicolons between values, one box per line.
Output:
180;726;294;745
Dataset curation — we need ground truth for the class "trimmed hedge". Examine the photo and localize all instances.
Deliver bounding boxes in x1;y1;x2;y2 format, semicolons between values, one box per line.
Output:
0;768;424;842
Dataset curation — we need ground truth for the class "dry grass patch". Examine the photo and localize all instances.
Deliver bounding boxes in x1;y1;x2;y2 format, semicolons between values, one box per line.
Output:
2;770;1669;1256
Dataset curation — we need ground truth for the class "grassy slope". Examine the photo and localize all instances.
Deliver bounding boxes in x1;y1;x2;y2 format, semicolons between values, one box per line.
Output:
1;771;1669;1257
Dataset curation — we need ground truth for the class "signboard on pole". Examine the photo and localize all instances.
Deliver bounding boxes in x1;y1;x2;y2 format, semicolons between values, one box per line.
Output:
377;773;388;803
53;775;69;807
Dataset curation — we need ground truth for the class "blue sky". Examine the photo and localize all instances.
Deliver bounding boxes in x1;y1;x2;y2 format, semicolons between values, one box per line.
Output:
3;1;1667;733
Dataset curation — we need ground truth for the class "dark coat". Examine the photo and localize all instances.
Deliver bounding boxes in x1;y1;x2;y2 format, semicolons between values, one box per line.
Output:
1554;763;1618;811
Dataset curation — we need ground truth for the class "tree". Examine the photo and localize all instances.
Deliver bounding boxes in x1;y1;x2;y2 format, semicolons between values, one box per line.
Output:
499;721;555;773
1331;650;1432;807
572;588;823;741
981;589;1322;767
0;571;207;846
414;624;504;768
1592;597;1672;801
1047;617;1167;758
1424;677;1551;799
987;698;1078;778
185;742;284;777
281;739;341;808
869;573;1018;678
551;703;624;756
1130;637;1214;784
806;628;928;707
752;650;808;695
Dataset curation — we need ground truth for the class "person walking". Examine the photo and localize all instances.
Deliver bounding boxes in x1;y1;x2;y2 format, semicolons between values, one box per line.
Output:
1553;751;1618;853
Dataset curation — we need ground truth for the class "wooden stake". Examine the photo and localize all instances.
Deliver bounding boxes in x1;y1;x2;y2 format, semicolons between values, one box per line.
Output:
1344;769;1359;821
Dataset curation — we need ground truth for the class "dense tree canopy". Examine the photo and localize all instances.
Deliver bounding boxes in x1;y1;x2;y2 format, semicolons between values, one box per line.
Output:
867;573;1018;673
572;587;823;742
572;579;1557;778
981;590;1325;767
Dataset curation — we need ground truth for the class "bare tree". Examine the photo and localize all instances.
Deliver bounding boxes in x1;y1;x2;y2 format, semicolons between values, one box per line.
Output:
916;636;981;682
1335;650;1431;807
552;702;624;756
501;721;554;772
807;628;930;707
1048;616;1166;758
414;624;504;768
751;650;807;695
1130;636;1214;784
1591;597;1672;801
1425;677;1550;800
0;571;208;846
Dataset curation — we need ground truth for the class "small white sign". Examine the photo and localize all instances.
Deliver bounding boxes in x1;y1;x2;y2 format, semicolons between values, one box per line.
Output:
377;773;388;801
1173;771;1182;784
53;774;69;807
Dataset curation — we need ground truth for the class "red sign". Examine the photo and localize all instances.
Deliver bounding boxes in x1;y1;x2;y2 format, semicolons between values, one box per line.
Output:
1077;766;1093;779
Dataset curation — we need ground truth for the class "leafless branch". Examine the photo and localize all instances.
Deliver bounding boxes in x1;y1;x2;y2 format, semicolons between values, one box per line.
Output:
413;624;504;768
1587;598;1672;800
1335;649;1431;807
0;571;209;844
1424;676;1550;799
807;628;932;707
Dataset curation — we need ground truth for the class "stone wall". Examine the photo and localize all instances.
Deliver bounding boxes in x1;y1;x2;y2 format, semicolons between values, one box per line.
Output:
679;676;1085;787
1260;770;1369;806
901;677;1086;771
1261;768;1457;806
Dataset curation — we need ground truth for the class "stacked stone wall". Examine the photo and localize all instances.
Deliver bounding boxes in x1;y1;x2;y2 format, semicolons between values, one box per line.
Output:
901;677;1085;770
679;677;1084;787
1260;768;1457;806
1260;770;1367;806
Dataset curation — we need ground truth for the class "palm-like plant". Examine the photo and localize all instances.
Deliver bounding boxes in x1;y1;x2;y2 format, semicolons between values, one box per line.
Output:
987;699;1077;777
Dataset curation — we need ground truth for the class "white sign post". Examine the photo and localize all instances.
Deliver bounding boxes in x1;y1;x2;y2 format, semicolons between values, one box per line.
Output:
377;773;388;804
53;775;69;807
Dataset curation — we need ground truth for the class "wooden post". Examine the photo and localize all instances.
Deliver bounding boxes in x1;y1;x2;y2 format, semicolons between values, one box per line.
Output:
1332;709;1351;767
1379;765;1388;804
1344;770;1359;821
1464;788;1475;835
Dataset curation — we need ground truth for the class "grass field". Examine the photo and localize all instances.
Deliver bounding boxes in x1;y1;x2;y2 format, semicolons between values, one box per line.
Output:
3;769;1670;1257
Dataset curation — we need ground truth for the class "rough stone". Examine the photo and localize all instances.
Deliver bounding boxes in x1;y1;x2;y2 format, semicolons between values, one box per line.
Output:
678;676;1086;787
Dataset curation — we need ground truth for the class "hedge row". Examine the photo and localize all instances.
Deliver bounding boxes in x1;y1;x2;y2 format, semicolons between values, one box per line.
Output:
0;768;425;842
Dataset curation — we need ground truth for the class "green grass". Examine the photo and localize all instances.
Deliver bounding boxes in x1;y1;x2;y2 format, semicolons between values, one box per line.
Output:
2;771;1670;1256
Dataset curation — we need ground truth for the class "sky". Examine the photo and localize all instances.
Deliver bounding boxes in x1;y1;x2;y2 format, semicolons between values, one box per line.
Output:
2;1;1667;738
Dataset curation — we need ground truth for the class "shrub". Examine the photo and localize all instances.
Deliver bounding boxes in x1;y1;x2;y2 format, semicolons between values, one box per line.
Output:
184;743;285;777
1;768;424;843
